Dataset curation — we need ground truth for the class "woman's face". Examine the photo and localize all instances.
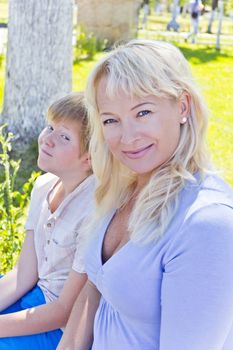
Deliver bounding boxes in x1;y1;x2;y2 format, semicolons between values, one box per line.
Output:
96;77;188;180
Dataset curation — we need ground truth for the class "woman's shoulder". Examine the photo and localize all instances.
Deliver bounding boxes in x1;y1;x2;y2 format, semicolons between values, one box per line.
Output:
170;173;233;239
163;175;233;263
179;173;233;237
183;173;233;214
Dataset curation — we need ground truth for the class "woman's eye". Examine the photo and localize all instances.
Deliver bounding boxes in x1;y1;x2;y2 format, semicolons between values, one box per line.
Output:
138;110;151;117
60;134;70;141
102;118;117;125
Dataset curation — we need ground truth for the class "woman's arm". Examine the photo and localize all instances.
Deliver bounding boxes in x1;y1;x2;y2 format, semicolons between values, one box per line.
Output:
57;279;101;350
0;230;38;312
160;204;233;350
0;270;87;337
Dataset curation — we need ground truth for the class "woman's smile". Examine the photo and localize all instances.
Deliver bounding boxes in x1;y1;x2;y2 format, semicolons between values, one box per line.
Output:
122;144;154;159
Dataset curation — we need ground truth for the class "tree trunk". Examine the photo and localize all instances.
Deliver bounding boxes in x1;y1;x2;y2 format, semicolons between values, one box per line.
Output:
1;0;73;141
76;0;142;45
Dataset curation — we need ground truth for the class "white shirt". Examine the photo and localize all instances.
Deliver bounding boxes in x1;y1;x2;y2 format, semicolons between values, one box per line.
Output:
25;172;95;302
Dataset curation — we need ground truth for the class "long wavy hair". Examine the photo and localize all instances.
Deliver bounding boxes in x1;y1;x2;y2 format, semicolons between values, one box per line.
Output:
85;39;212;244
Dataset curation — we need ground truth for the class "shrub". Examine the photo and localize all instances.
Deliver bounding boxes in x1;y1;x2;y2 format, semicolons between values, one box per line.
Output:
75;27;108;62
0;125;40;273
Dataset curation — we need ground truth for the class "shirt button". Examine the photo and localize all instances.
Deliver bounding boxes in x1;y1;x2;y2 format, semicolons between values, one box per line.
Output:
47;222;52;228
47;240;50;244
45;257;48;261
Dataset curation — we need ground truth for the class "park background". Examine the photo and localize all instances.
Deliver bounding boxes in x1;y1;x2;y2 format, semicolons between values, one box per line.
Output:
0;0;232;272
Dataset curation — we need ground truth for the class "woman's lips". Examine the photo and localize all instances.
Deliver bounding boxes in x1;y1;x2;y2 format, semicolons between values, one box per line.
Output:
122;144;154;159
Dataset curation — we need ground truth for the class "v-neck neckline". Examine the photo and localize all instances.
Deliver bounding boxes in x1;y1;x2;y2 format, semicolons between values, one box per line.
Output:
99;211;131;268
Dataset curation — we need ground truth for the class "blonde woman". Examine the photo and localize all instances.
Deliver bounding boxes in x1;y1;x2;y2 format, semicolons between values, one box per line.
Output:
58;40;233;350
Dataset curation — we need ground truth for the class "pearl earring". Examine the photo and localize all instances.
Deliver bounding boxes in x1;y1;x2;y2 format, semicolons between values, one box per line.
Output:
181;117;187;124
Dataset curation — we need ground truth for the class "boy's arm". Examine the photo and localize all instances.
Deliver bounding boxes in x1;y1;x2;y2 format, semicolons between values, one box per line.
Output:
0;270;87;337
57;280;101;350
0;230;38;312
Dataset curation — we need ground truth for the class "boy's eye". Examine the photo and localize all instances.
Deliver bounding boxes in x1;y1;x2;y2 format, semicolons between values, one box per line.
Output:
47;125;54;132
102;118;117;125
137;110;151;117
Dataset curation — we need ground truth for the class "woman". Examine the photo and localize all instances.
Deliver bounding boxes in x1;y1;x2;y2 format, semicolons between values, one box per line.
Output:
58;40;233;350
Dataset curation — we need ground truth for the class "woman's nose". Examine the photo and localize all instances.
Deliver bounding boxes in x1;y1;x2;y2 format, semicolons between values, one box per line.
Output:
121;121;139;145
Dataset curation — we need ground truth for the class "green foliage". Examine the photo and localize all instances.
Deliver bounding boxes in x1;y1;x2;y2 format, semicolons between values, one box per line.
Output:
0;125;40;273
0;53;5;110
74;28;108;62
225;0;233;16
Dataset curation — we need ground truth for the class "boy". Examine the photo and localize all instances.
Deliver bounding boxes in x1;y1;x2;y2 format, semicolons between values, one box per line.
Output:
0;92;94;349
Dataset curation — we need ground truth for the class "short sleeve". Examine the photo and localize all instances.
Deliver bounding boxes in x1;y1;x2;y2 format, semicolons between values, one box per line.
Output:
24;173;57;231
160;203;233;350
24;181;38;230
72;233;86;274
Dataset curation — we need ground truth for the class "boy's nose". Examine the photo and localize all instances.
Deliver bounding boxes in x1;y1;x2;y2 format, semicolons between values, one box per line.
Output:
44;133;55;147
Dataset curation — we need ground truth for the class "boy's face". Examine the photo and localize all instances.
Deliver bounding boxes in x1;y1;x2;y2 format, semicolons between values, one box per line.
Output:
37;118;87;179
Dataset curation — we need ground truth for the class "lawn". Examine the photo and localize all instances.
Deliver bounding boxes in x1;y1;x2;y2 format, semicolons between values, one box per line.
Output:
0;0;8;24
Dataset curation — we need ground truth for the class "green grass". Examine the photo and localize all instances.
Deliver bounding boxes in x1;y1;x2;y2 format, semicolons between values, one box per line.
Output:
0;0;8;24
179;45;233;185
73;53;104;92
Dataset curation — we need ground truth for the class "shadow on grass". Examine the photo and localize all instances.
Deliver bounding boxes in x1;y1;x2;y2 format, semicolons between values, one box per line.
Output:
177;45;233;64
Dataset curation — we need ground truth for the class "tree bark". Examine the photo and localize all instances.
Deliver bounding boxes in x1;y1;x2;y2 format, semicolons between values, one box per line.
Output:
1;0;73;141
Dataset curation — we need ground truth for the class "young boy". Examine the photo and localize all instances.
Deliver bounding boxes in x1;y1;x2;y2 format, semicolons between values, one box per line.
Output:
0;92;94;349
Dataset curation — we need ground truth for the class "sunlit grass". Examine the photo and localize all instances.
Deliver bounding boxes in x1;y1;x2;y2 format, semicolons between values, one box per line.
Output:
0;0;8;24
179;45;233;185
72;53;104;92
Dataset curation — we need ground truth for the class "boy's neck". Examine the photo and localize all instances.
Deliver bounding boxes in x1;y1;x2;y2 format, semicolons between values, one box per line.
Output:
61;172;89;196
49;172;90;213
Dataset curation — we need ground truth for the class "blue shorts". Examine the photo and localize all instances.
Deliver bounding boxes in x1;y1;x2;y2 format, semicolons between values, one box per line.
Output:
0;285;63;350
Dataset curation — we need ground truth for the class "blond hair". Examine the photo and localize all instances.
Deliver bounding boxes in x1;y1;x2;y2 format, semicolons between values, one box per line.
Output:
86;39;212;244
47;92;89;155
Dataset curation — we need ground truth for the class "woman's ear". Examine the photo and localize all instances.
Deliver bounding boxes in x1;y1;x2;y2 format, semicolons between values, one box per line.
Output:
179;92;191;124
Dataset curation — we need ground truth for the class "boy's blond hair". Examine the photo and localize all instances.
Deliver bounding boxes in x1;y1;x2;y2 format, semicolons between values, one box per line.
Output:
47;92;89;155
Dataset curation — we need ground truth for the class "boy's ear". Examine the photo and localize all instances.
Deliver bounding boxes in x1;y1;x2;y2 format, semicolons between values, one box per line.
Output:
81;152;92;172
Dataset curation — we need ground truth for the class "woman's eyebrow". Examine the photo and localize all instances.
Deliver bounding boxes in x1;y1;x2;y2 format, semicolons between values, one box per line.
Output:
131;102;156;111
99;102;157;116
99;112;116;117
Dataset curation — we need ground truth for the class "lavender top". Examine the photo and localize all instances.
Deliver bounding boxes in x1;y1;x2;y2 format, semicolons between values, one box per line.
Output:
85;174;233;350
